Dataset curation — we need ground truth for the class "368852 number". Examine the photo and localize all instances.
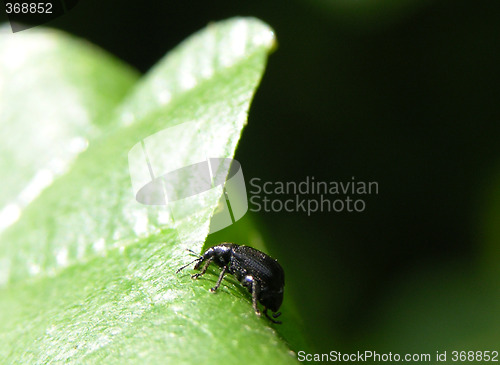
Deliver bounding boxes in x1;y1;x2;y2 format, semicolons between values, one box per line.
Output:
5;2;53;14
451;351;498;362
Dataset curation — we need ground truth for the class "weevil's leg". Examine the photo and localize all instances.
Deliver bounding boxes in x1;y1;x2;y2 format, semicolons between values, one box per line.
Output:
264;308;282;324
210;265;227;292
191;257;213;279
251;279;261;316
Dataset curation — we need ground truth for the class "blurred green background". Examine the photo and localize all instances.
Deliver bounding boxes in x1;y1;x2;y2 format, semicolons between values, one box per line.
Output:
3;0;500;357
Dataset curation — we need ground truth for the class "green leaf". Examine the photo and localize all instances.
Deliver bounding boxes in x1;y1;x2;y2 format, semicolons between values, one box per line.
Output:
0;18;302;363
0;25;139;233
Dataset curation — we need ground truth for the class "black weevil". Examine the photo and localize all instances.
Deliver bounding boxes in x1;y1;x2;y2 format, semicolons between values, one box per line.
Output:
176;243;285;324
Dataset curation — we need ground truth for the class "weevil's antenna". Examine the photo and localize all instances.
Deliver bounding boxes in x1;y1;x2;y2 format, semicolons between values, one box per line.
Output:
176;257;201;273
175;249;203;274
186;248;201;257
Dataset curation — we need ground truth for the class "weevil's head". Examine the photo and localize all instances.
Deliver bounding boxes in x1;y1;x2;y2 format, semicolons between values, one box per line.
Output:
194;243;234;269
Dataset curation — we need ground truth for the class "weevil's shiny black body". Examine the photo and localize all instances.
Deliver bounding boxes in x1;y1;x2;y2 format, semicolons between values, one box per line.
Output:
176;243;285;323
